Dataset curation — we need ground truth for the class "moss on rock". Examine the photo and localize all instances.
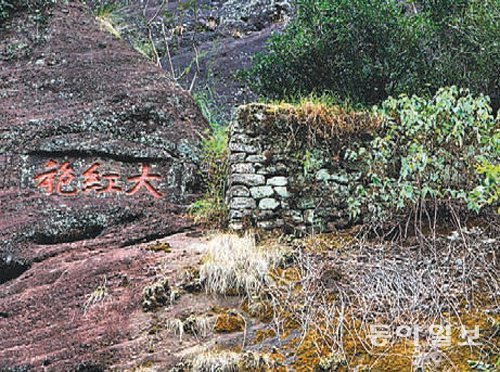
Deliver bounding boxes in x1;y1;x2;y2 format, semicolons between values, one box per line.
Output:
214;310;246;333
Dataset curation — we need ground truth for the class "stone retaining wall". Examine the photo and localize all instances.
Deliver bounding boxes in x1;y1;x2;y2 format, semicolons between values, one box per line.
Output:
227;103;378;234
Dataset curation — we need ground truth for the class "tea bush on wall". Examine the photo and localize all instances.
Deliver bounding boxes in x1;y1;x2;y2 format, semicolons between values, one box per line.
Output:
347;87;499;222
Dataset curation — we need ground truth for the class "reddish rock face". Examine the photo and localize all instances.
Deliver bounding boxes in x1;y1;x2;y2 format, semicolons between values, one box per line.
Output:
0;1;206;369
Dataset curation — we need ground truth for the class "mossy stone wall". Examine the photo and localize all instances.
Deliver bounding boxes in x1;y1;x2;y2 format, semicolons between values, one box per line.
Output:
227;103;378;234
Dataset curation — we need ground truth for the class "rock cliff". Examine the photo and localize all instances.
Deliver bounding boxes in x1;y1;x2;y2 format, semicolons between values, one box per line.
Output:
0;1;207;369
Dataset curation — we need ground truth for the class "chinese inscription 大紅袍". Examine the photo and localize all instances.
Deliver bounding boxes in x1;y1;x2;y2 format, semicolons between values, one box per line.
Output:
34;160;162;198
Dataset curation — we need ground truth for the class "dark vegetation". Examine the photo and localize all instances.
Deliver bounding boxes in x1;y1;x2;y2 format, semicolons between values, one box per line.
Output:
189;91;229;226
246;0;500;111
237;0;500;231
0;0;58;22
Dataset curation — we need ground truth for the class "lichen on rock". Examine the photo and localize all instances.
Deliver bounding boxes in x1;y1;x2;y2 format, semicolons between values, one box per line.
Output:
142;278;172;312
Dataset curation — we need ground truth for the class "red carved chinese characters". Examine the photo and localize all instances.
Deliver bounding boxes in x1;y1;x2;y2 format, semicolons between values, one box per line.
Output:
82;162;102;193
34;161;162;198
34;160;78;195
33;160;59;194
126;164;162;199
99;174;122;194
56;162;78;195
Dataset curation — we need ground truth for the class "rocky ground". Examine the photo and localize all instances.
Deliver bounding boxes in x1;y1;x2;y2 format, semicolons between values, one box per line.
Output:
0;228;264;370
0;1;220;369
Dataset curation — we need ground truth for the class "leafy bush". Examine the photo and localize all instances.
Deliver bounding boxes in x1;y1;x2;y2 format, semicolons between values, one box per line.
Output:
246;0;500;110
346;87;499;223
470;160;500;213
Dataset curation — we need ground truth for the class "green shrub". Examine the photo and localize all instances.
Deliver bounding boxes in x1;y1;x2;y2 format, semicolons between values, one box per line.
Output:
469;160;500;213
346;86;499;222
94;2;123;39
189;90;229;226
189;123;228;225
246;0;500;110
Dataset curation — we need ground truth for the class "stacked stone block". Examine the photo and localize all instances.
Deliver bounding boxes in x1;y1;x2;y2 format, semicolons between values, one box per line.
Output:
228;118;292;230
227;103;372;234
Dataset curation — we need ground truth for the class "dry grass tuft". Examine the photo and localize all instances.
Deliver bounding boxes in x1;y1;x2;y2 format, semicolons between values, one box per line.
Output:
166;314;216;341
186;350;275;371
262;102;381;146
199;233;287;296
83;277;109;313
190;351;241;371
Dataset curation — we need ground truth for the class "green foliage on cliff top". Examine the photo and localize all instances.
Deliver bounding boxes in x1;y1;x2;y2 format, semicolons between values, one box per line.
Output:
246;0;500;110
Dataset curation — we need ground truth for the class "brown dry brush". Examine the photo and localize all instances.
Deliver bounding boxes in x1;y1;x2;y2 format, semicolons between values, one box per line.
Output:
264;102;381;148
254;224;499;368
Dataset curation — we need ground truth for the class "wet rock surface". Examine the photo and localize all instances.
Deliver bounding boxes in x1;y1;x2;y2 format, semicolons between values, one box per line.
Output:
0;1;209;369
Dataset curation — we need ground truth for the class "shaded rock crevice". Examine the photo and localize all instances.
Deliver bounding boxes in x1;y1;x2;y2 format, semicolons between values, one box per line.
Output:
31;224;106;245
0;259;31;285
26;150;177;164
120;228;191;248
